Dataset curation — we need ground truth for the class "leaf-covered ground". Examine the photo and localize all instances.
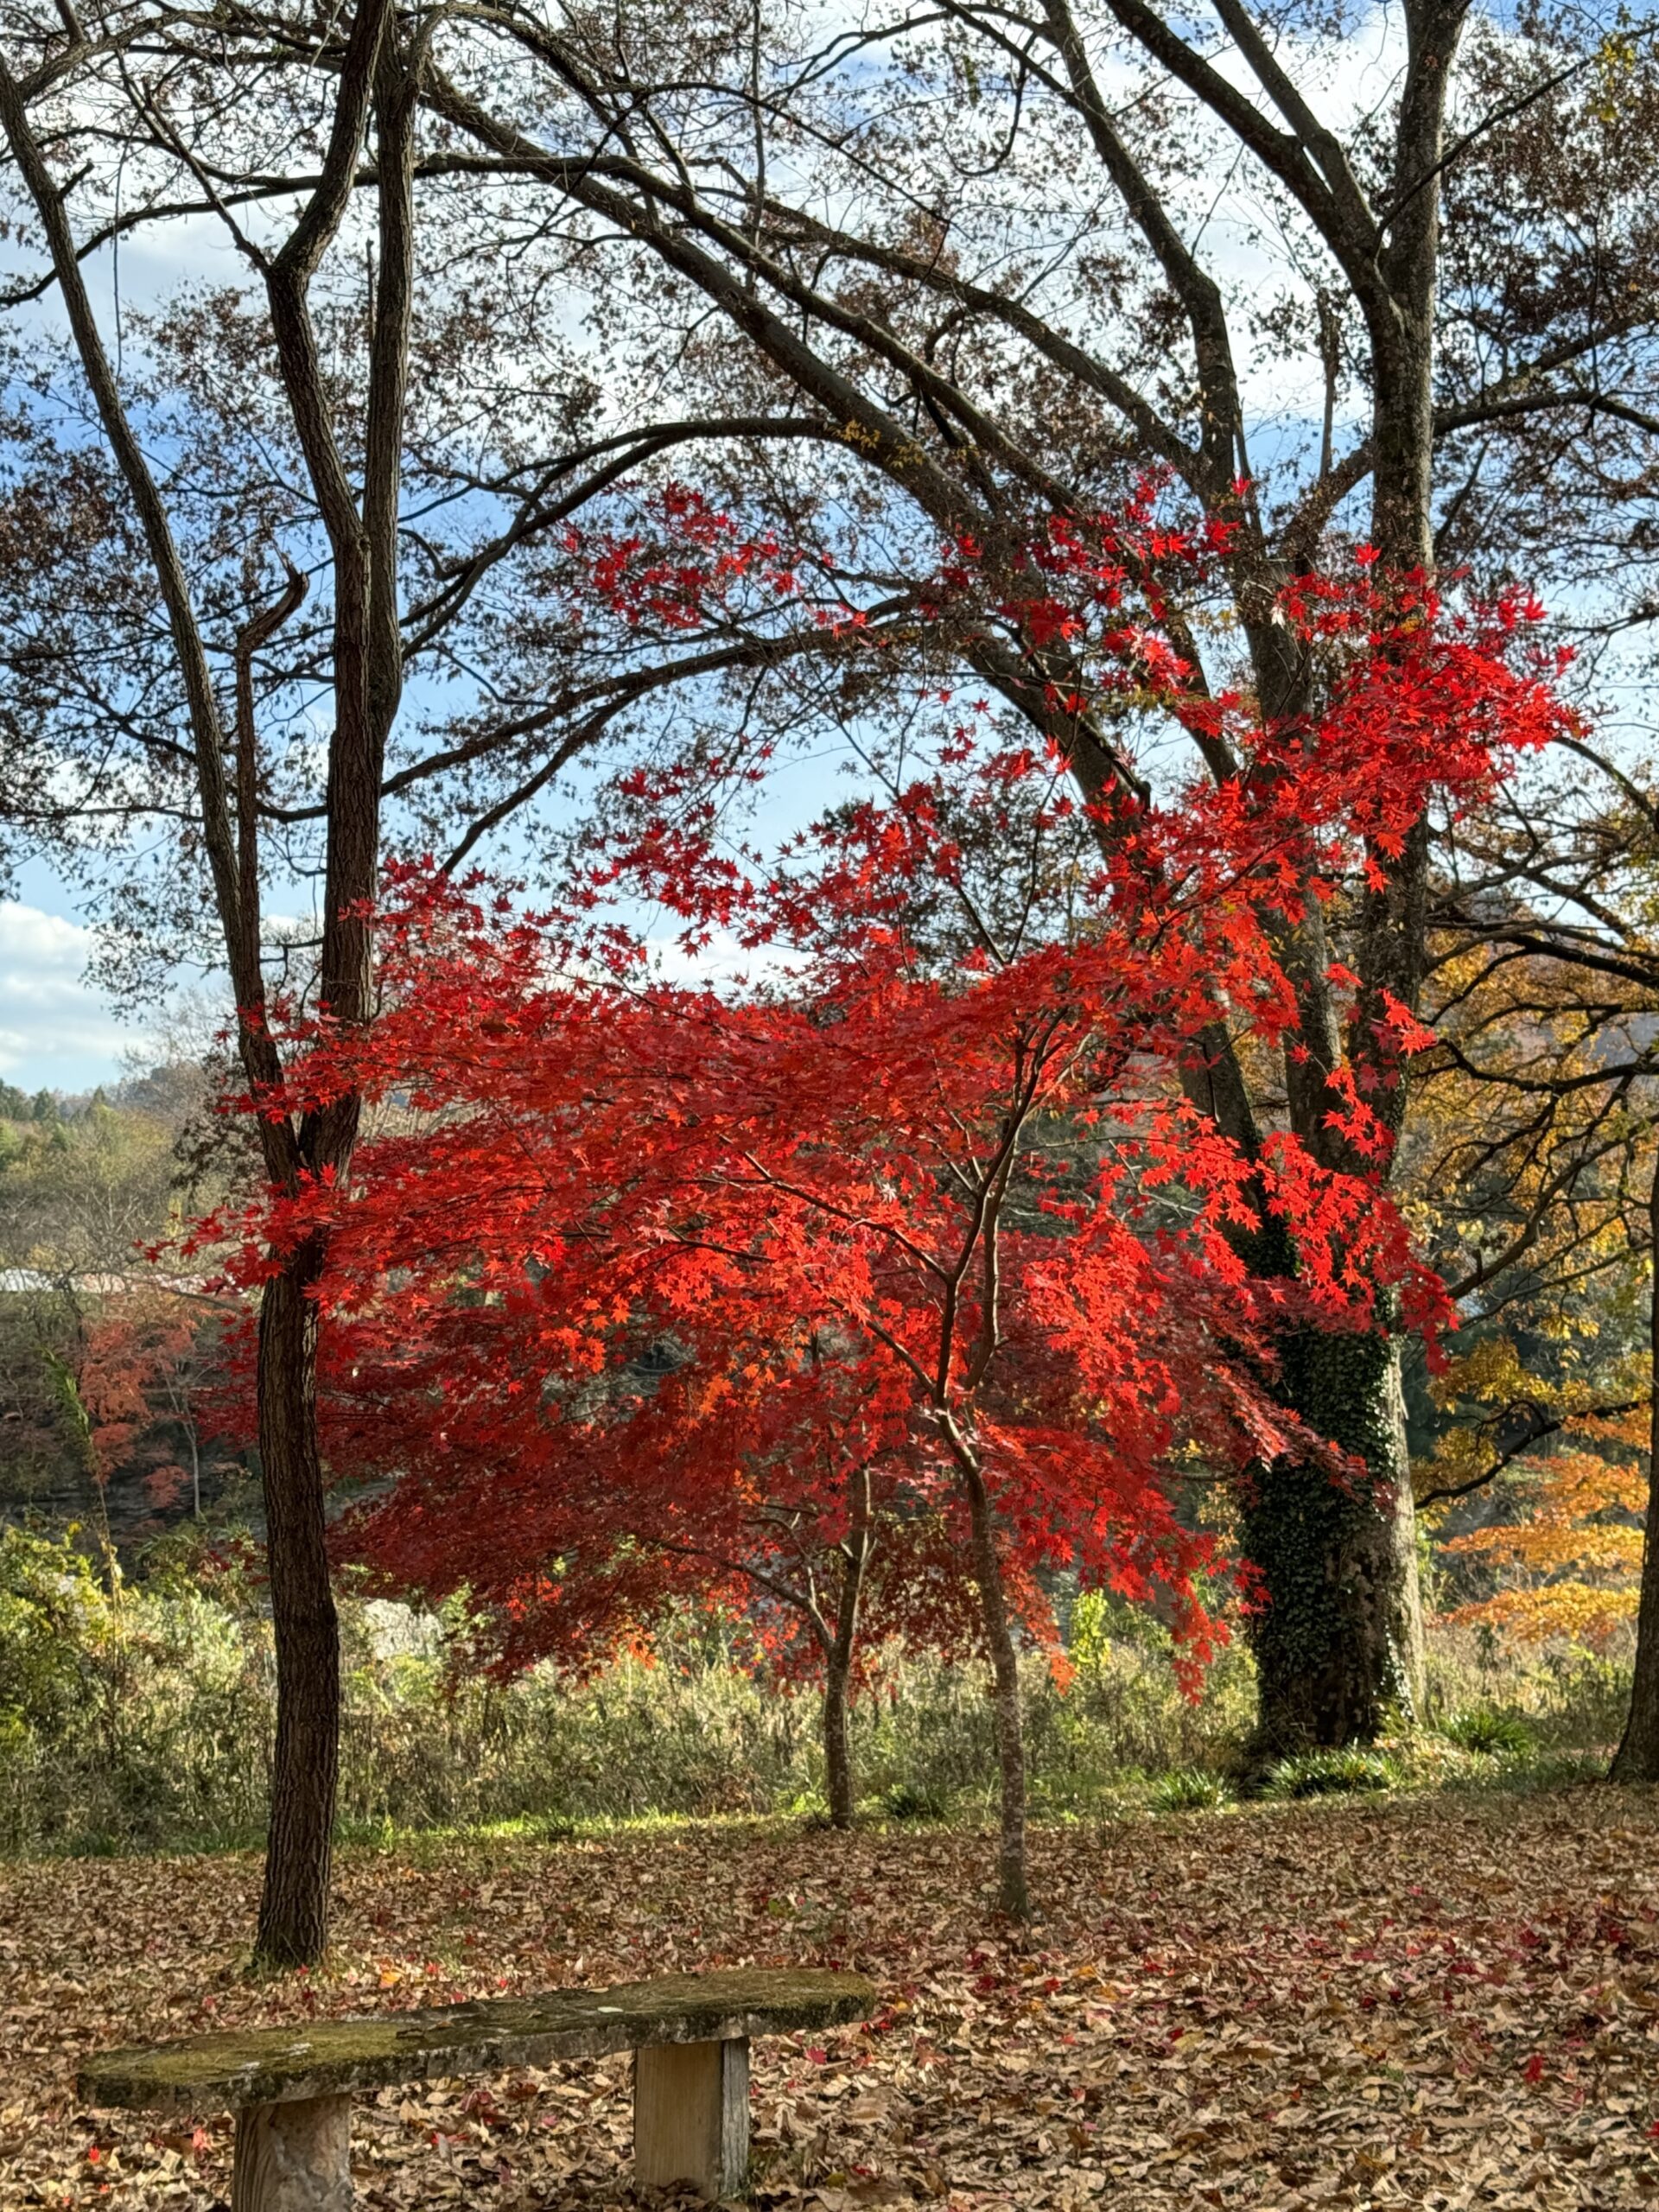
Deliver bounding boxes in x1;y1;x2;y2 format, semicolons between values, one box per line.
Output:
4;1787;1658;2210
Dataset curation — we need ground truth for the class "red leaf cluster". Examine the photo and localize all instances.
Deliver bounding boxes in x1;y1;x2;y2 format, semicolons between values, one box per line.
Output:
200;514;1568;1724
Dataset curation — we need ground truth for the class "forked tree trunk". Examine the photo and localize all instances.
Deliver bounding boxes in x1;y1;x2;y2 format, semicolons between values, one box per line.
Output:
254;1254;340;1968
1611;1163;1659;1783
959;1455;1029;1918
1241;0;1452;1741
247;10;409;1965
1;0;409;1975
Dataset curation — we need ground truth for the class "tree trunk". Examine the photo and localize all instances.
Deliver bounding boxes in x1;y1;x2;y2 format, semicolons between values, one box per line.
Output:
1242;0;1455;1747
1247;1326;1423;1754
1236;1;1461;1756
0;0;405;1977
253;1252;340;1968
246;3;405;1965
959;1457;1029;1917
822;1661;855;1828
821;1471;871;1827
1611;1161;1659;1782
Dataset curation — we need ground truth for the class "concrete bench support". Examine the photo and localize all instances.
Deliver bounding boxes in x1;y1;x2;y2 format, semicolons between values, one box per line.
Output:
635;2036;749;2196
81;1967;872;2208
232;2094;352;2212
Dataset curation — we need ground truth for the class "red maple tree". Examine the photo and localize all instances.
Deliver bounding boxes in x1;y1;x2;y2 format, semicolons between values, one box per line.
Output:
71;1291;231;1521
208;504;1567;1912
320;1275;1003;1827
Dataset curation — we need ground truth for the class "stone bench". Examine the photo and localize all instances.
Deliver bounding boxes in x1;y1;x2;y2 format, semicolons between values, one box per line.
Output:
79;1966;874;2208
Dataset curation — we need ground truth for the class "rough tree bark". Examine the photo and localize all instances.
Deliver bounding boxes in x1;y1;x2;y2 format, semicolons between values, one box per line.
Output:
1246;1335;1425;1750
252;1253;340;1967
1225;0;1462;1750
1260;4;1460;1744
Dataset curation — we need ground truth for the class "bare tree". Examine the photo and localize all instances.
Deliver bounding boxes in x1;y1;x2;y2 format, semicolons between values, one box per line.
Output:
0;0;417;1963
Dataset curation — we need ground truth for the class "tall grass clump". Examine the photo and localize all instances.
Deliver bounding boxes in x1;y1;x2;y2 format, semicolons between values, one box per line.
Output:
1425;1624;1631;1751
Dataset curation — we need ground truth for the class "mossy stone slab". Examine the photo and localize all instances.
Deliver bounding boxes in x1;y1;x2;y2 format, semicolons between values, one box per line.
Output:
79;1968;874;2113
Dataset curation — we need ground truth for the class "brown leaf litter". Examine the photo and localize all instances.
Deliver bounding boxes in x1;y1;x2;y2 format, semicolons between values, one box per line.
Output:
3;1786;1659;2209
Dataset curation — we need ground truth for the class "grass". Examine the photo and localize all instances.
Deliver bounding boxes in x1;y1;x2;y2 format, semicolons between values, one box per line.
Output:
0;1526;1634;1860
1439;1707;1536;1758
1261;1746;1399;1800
149;1731;1629;1870
1149;1766;1233;1812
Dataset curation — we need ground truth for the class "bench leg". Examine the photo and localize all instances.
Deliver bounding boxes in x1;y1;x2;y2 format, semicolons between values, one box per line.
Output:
633;2036;750;2197
232;2093;353;2212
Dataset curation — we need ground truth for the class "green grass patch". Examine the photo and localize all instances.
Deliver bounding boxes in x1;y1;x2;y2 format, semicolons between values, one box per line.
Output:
1262;1747;1398;1801
1150;1766;1233;1812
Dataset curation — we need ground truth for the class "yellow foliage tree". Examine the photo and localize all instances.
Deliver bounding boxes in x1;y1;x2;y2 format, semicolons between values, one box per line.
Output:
1417;1336;1648;1647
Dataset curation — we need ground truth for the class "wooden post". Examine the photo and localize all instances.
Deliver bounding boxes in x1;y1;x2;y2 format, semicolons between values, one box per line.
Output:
232;2094;353;2212
633;2037;750;2197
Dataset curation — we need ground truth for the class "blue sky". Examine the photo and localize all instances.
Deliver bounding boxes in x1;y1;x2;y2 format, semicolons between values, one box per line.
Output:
0;861;159;1092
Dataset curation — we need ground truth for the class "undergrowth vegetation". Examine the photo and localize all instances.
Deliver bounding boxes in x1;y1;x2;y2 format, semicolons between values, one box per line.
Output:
0;1527;1633;1858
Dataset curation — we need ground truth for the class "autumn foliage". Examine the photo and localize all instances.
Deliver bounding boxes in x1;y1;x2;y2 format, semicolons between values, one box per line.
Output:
1424;1337;1648;1649
60;1292;223;1518
202;499;1569;1906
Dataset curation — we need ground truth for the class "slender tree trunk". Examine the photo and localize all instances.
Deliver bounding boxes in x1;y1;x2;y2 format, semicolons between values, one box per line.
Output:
248;3;407;1965
821;1465;872;1827
254;1251;340;1968
822;1656;855;1827
0;0;406;1973
959;1455;1029;1918
1611;1160;1659;1782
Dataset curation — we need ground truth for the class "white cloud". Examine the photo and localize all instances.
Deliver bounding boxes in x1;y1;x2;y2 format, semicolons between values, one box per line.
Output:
0;902;148;1089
